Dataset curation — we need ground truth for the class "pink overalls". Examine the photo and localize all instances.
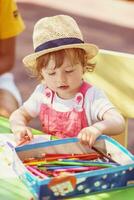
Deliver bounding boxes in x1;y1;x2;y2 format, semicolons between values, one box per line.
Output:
39;81;92;138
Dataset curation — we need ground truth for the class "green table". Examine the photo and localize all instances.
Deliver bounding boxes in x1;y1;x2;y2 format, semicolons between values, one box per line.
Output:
0;117;134;200
0;178;32;200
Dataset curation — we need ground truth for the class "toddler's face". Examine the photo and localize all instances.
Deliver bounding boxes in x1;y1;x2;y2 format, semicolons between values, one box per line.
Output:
41;54;83;99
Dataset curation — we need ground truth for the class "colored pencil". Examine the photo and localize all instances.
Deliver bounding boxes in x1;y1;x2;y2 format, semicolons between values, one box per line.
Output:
26;166;48;179
17;135;30;146
92;146;118;164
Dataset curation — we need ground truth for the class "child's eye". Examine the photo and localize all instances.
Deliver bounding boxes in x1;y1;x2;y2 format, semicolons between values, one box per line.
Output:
48;72;55;75
48;71;56;75
65;70;74;73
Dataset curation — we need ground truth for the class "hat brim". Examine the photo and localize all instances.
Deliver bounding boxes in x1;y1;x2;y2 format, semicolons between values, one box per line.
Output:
23;43;99;69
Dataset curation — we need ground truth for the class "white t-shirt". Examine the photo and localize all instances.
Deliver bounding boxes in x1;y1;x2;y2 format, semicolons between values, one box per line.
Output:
23;83;115;126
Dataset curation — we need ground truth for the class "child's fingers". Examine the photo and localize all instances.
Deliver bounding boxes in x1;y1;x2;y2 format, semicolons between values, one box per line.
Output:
78;131;90;145
16;134;31;146
88;133;100;148
17;138;29;146
88;136;95;148
78;130;97;147
26;128;33;140
15;128;33;146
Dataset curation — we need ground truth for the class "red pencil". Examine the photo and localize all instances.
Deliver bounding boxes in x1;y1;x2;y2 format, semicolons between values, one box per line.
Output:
24;153;102;163
17;135;30;146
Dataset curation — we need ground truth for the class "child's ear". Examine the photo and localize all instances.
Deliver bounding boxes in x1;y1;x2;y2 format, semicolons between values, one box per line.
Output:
40;72;44;80
83;65;87;73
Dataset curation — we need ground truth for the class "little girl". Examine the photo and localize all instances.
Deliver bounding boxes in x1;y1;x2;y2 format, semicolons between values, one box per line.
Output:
9;15;125;147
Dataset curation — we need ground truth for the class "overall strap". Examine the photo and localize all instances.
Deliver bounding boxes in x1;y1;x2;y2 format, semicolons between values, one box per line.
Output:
79;81;92;97
44;88;54;104
74;81;93;110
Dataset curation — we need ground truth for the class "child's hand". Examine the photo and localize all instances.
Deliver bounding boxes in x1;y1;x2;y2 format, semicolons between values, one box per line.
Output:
77;126;102;148
13;125;33;146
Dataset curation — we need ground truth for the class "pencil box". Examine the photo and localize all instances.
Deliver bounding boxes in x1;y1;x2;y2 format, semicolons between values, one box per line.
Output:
10;135;134;200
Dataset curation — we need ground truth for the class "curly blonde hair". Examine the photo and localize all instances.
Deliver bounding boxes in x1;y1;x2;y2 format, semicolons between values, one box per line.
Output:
33;48;95;80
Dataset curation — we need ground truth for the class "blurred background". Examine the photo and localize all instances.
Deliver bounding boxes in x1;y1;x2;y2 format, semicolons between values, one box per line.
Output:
15;0;134;152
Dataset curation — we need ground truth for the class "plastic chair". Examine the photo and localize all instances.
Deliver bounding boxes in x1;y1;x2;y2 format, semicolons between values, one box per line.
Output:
84;49;134;147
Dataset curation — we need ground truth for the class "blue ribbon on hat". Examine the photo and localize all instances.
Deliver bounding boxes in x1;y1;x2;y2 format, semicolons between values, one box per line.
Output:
35;37;84;52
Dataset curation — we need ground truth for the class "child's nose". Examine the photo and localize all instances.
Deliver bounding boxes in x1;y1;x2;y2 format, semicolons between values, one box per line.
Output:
57;72;66;84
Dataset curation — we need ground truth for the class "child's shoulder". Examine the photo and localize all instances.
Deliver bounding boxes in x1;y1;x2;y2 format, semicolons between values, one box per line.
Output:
85;83;106;98
85;82;102;93
34;83;46;93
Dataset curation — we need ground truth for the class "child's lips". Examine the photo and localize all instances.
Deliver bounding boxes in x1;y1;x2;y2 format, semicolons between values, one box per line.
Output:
58;85;69;90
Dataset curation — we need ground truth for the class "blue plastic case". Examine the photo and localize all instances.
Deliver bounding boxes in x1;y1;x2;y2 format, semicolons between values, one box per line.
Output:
12;135;134;200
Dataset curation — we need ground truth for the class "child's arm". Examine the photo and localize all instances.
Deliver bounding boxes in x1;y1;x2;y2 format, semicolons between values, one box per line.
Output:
92;109;125;135
78;109;125;147
9;106;33;144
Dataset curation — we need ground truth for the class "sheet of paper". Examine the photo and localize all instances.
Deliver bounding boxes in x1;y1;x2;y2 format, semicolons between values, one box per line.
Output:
0;133;51;178
0;133;51;147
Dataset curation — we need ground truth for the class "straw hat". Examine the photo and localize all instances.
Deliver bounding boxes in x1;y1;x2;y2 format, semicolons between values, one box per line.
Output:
23;15;99;68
